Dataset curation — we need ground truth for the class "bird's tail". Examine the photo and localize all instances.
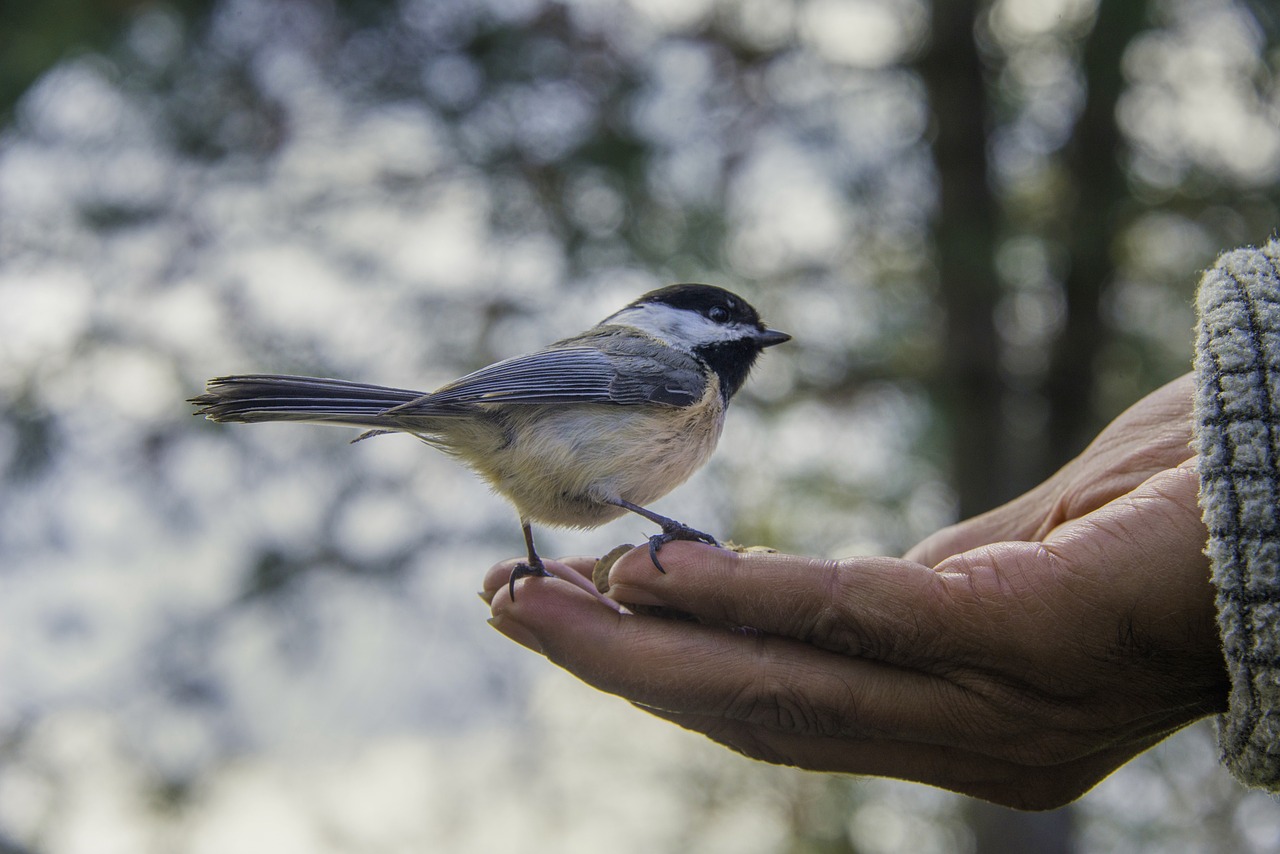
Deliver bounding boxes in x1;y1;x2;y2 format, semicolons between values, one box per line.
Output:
189;374;431;433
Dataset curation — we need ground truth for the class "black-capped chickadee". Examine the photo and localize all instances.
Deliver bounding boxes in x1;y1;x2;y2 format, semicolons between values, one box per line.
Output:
191;284;789;597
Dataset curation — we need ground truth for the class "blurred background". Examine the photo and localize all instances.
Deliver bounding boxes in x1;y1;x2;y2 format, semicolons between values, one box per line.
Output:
1;0;1278;851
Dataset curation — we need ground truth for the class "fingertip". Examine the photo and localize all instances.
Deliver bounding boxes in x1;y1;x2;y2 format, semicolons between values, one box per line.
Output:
481;557;527;599
488;570;637;662
489;562;628;618
487;614;543;654
482;555;603;605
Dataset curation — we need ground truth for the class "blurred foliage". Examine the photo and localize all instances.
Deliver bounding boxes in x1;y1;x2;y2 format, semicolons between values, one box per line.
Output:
1;0;1279;852
0;0;209;120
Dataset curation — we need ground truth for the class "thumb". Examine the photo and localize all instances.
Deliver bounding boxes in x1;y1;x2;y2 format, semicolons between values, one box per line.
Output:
904;483;1054;566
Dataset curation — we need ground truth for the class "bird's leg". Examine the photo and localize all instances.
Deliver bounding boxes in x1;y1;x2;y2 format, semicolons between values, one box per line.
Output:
606;498;719;574
508;519;553;600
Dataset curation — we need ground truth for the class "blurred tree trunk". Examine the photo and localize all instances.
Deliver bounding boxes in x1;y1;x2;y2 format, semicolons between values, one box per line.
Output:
1044;1;1150;468
917;0;1156;848
918;0;1092;850
919;0;1009;520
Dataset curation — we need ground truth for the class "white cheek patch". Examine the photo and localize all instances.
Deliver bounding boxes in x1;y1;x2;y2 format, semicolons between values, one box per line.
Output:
607;304;750;350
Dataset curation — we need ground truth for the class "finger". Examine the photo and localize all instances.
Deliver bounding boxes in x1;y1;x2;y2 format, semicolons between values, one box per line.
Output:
603;541;1007;668
489;572;1059;758
903;486;1053;566
602;537;1205;724
480;555;599;602
633;704;1169;810
478;555;627;614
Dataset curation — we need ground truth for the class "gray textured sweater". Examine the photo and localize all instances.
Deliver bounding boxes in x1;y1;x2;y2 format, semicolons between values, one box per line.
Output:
1194;237;1280;790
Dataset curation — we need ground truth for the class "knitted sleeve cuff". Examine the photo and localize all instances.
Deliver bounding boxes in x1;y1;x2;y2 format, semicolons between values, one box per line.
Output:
1193;237;1280;791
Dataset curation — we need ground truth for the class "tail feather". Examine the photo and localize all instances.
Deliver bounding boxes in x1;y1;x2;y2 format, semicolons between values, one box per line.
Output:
190;374;430;429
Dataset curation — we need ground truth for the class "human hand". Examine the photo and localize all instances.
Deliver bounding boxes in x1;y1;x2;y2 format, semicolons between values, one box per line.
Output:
484;374;1228;809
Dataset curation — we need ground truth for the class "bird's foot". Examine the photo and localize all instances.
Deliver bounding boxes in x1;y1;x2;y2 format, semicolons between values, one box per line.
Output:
508;559;553;600
647;521;719;574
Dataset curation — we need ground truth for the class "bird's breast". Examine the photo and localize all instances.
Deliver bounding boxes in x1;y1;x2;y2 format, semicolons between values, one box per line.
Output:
469;381;727;528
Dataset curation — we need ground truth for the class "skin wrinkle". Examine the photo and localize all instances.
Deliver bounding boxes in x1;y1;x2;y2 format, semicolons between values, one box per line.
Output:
982;679;1211;768
1034;484;1078;540
924;549;1167;755
875;612;1123;765
934;546;1088;669
935;676;1112;767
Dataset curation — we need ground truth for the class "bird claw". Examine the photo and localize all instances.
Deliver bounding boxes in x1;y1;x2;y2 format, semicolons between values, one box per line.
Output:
508;559;552;600
646;523;719;573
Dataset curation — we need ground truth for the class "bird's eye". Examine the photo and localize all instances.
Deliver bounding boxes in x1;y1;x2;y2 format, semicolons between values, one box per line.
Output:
708;306;730;323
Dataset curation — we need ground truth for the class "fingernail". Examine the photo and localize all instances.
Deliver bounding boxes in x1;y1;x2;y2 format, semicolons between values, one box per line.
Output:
487;615;544;654
478;589;495;605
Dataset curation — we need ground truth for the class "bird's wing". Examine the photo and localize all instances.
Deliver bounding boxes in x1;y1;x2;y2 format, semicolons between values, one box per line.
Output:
394;341;706;412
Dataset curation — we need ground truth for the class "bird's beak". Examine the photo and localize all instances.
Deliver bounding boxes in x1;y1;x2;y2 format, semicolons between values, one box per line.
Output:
756;328;791;347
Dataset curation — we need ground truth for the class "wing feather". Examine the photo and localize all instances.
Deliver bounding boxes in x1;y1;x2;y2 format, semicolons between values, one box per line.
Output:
390;340;706;412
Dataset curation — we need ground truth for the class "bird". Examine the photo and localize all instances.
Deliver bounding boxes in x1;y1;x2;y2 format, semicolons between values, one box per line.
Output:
190;283;790;598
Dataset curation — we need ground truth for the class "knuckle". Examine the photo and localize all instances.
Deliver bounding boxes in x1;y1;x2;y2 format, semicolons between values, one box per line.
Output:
721;639;864;739
805;561;873;654
803;559;938;664
723;679;840;738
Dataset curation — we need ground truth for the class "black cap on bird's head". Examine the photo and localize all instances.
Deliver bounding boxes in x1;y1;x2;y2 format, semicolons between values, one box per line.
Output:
633;282;760;323
615;283;790;400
